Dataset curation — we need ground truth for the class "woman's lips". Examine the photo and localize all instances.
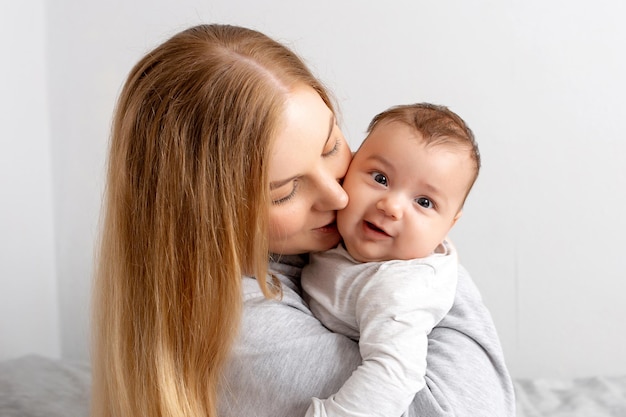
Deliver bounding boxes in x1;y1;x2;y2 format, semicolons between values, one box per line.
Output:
315;221;338;233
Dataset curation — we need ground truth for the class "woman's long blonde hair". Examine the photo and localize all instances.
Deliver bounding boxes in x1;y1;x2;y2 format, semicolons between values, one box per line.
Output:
92;24;333;417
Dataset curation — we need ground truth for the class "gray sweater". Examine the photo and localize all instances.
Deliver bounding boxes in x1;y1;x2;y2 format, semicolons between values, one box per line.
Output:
220;255;515;417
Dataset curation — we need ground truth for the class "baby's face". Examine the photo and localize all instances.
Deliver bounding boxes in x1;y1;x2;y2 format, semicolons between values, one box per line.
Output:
337;121;474;262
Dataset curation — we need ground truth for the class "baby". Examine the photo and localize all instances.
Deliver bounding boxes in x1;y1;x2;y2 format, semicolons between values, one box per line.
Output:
302;103;481;417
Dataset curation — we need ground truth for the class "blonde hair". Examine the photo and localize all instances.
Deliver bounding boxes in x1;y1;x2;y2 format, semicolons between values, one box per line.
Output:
367;102;481;205
92;24;333;417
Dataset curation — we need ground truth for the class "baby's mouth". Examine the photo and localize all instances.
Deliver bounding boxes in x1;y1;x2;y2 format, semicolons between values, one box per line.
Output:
365;221;389;236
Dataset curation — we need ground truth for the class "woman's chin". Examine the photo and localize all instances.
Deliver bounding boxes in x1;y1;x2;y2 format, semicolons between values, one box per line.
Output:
269;231;340;255
311;230;341;252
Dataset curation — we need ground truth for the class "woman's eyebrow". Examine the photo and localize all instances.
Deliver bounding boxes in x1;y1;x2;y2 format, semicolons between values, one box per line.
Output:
270;115;335;191
270;175;298;190
323;115;336;148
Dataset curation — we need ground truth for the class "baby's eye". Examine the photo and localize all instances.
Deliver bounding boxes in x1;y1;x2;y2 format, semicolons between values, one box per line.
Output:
371;172;388;186
416;197;433;209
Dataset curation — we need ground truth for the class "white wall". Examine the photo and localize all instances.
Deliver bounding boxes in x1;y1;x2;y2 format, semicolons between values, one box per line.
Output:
3;0;625;379
0;1;60;360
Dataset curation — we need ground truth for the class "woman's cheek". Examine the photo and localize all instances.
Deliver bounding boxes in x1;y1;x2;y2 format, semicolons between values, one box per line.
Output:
268;205;303;251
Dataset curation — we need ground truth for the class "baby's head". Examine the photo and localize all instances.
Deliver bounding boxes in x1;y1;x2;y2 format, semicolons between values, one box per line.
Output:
337;103;480;262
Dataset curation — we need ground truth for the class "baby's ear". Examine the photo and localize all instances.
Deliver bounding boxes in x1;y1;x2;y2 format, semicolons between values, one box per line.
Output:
452;210;463;226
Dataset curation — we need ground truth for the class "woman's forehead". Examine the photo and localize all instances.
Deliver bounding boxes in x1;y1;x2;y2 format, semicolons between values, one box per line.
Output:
269;86;334;178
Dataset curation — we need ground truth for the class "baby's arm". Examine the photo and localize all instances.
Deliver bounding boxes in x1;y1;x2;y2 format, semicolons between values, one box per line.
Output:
306;256;457;417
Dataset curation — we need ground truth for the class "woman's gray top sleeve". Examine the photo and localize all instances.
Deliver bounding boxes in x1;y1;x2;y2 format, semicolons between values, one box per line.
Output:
220;256;516;417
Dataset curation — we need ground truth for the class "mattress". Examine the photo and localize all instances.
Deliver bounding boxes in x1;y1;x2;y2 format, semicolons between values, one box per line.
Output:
1;355;625;416
514;375;626;417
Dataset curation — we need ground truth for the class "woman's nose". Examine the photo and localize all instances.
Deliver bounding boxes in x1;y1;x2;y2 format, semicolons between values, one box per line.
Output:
313;176;349;211
376;194;404;220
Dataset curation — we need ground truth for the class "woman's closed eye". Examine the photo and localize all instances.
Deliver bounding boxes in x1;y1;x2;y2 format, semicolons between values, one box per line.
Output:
272;180;299;205
322;137;340;157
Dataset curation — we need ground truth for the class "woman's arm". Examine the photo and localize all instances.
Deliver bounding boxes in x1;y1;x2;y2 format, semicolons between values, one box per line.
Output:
220;274;361;417
220;265;515;417
409;265;516;416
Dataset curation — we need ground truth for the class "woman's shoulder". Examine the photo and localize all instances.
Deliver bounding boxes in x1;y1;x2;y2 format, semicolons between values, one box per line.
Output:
456;265;483;300
441;264;494;329
242;254;311;314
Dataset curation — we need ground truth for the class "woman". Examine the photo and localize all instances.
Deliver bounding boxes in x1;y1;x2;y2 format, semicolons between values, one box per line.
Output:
92;24;515;417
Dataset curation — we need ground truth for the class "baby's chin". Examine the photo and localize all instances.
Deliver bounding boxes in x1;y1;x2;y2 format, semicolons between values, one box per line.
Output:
343;239;436;263
342;240;394;263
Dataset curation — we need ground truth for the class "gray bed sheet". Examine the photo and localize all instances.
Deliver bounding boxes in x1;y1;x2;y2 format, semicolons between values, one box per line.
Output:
1;355;626;416
515;375;626;417
0;355;90;417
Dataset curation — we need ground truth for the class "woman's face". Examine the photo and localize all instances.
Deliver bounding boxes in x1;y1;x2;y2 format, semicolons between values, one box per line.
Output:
268;85;352;255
